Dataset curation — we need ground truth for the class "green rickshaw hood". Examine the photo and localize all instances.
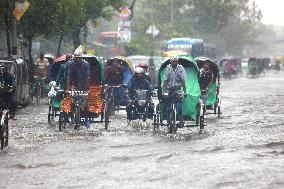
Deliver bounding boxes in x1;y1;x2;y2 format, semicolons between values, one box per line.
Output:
158;55;201;120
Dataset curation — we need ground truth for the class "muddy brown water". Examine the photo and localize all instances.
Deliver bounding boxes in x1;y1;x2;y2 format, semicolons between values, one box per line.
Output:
1;73;284;189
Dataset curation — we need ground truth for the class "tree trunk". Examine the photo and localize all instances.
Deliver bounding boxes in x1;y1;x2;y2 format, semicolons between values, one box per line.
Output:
27;37;34;82
57;34;64;56
4;6;11;59
72;28;81;49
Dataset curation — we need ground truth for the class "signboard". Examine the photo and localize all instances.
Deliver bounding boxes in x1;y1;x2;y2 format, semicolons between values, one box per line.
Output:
119;30;131;43
13;1;30;21
119;7;131;20
167;44;192;52
146;25;160;37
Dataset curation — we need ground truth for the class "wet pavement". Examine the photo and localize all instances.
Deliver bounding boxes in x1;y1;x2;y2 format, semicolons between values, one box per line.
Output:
1;72;284;189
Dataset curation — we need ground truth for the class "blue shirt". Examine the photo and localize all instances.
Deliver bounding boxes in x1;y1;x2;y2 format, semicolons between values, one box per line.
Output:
68;60;90;91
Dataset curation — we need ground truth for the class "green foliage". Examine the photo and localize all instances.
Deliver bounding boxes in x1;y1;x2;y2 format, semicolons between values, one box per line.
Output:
128;0;262;57
19;0;58;39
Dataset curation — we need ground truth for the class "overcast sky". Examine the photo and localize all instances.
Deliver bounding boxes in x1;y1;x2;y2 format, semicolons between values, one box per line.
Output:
254;0;284;25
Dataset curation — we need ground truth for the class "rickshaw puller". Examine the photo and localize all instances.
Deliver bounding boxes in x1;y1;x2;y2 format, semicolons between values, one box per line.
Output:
34;52;49;93
126;67;154;120
200;62;213;108
67;47;91;128
163;57;187;124
105;59;124;109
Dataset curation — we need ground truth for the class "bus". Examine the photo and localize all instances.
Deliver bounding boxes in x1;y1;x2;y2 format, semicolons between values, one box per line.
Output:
95;31;123;58
165;38;205;58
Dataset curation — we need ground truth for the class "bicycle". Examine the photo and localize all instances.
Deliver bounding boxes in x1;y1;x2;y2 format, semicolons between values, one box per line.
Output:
162;88;185;134
103;84;124;130
32;76;45;105
58;90;88;130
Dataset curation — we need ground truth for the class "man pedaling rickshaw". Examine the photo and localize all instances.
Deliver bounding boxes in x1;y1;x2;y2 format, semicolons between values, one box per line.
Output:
163;57;187;126
67;46;91;128
104;58;124;110
199;62;213;112
34;52;49;95
126;67;154;121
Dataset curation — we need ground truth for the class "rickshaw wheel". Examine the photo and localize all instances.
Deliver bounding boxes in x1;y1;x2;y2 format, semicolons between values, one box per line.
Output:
58;112;65;132
48;105;54;124
196;109;200;127
100;103;105;123
74;107;81;130
168;110;176;134
153;114;157;132
199;105;205;130
217;106;221;118
104;103;110;130
200;114;204;130
0;114;9;150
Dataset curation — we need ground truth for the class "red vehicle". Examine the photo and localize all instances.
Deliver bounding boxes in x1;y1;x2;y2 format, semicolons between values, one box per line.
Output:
96;32;123;58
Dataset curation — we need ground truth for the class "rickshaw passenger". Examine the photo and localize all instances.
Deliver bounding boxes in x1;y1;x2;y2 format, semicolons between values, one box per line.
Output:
163;57;187;122
67;48;91;127
200;62;213;107
47;58;55;82
105;59;124;107
0;65;16;119
55;55;73;89
126;67;153;120
138;62;151;83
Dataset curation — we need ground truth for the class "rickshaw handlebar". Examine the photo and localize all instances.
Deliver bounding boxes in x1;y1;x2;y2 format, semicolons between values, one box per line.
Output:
57;89;88;96
103;84;128;88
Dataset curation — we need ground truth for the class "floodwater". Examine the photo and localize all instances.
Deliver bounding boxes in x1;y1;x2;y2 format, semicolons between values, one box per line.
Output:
1;72;284;189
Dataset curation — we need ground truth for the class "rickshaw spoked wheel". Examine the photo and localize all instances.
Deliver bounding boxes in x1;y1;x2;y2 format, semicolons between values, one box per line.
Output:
199;114;204;130
104;102;110;130
48;105;55;124
74;107;81;130
58;112;66;132
217;106;221;118
168;110;176;134
0;114;9;150
153;114;157;132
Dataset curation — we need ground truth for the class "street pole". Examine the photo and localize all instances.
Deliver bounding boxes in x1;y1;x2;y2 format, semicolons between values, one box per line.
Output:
151;1;154;58
149;1;156;86
171;0;174;32
9;0;17;59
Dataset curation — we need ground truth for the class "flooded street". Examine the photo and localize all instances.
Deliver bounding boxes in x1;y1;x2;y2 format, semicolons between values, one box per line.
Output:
1;73;284;189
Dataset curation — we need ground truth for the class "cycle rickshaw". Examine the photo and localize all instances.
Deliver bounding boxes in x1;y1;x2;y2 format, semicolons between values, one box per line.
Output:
153;55;203;133
47;55;70;124
54;55;108;131
220;57;236;79
104;57;134;122
247;57;260;77
195;57;221;118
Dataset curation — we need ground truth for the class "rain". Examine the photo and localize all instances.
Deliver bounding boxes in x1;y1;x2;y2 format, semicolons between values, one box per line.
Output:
1;0;284;188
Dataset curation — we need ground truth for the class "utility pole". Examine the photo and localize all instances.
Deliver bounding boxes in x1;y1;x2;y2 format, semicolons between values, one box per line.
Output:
171;0;174;31
8;0;17;60
148;1;156;86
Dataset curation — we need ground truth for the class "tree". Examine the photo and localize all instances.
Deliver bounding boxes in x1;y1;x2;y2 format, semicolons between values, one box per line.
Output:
128;0;262;57
0;0;16;58
57;0;126;49
17;0;58;78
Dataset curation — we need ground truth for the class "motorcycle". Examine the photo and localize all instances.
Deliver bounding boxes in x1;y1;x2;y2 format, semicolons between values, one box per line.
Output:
129;89;153;122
